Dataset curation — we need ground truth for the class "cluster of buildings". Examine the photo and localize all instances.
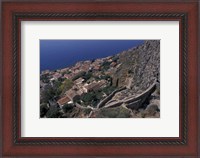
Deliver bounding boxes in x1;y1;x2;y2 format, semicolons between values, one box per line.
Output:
57;77;107;107
41;55;120;108
41;55;118;82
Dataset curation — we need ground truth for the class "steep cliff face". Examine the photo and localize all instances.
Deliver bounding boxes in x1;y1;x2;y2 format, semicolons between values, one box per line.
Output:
112;40;160;94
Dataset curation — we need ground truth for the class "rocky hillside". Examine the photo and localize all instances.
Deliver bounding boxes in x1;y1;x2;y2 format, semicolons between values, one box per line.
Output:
95;40;161;118
112;40;160;94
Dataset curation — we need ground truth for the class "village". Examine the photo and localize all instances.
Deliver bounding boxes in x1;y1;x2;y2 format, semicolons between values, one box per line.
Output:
40;55;121;117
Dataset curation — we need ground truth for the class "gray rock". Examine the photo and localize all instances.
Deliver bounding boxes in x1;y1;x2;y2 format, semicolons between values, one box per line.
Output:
144;104;159;116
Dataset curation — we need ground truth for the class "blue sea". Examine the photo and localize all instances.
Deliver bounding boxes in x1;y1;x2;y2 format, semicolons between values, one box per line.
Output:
40;40;144;72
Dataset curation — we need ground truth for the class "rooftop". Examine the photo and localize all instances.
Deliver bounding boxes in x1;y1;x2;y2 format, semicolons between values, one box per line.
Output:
57;96;71;106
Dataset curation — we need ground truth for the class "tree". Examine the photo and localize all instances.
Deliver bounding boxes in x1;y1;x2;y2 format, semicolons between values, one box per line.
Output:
80;91;103;107
101;61;111;70
66;70;72;74
46;105;61;118
59;79;73;95
81;91;96;105
41;80;64;103
58;77;65;82
62;104;74;113
97;106;131;118
112;56;119;62
40;103;49;117
82;72;92;81
95;91;103;100
101;75;111;80
73;96;81;104
41;85;56;103
72;71;86;81
53;80;63;96
40;74;49;83
102;86;116;95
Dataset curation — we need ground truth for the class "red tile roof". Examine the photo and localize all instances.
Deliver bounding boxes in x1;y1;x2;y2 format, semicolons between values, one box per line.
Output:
57;96;71;106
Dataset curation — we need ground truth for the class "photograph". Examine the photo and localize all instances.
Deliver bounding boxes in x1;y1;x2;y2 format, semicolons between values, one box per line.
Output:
2;1;200;157
40;40;160;118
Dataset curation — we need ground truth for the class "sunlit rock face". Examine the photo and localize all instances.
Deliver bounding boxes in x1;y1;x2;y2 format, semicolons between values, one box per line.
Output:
112;40;160;94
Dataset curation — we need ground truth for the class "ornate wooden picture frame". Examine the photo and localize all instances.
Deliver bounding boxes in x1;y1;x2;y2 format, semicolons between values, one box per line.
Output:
1;1;199;157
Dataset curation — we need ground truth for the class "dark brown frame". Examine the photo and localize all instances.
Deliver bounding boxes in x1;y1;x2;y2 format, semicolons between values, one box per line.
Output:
1;0;199;157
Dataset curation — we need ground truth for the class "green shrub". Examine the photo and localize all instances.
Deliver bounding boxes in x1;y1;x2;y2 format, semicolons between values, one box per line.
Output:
100;75;111;80
40;85;56;103
40;103;49;117
62;104;74;113
102;86;116;95
59;79;73;95
82;72;93;81
83;108;92;115
112;56;119;62
81;92;96;105
46;105;61;118
40;74;49;83
72;71;86;81
156;87;160;95
101;61;111;70
97;106;131;118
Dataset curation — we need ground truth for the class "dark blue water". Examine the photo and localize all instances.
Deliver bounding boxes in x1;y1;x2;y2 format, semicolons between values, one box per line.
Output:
40;40;144;71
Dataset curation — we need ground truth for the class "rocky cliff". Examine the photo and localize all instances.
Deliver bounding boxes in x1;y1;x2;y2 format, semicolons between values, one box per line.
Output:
112;40;160;95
